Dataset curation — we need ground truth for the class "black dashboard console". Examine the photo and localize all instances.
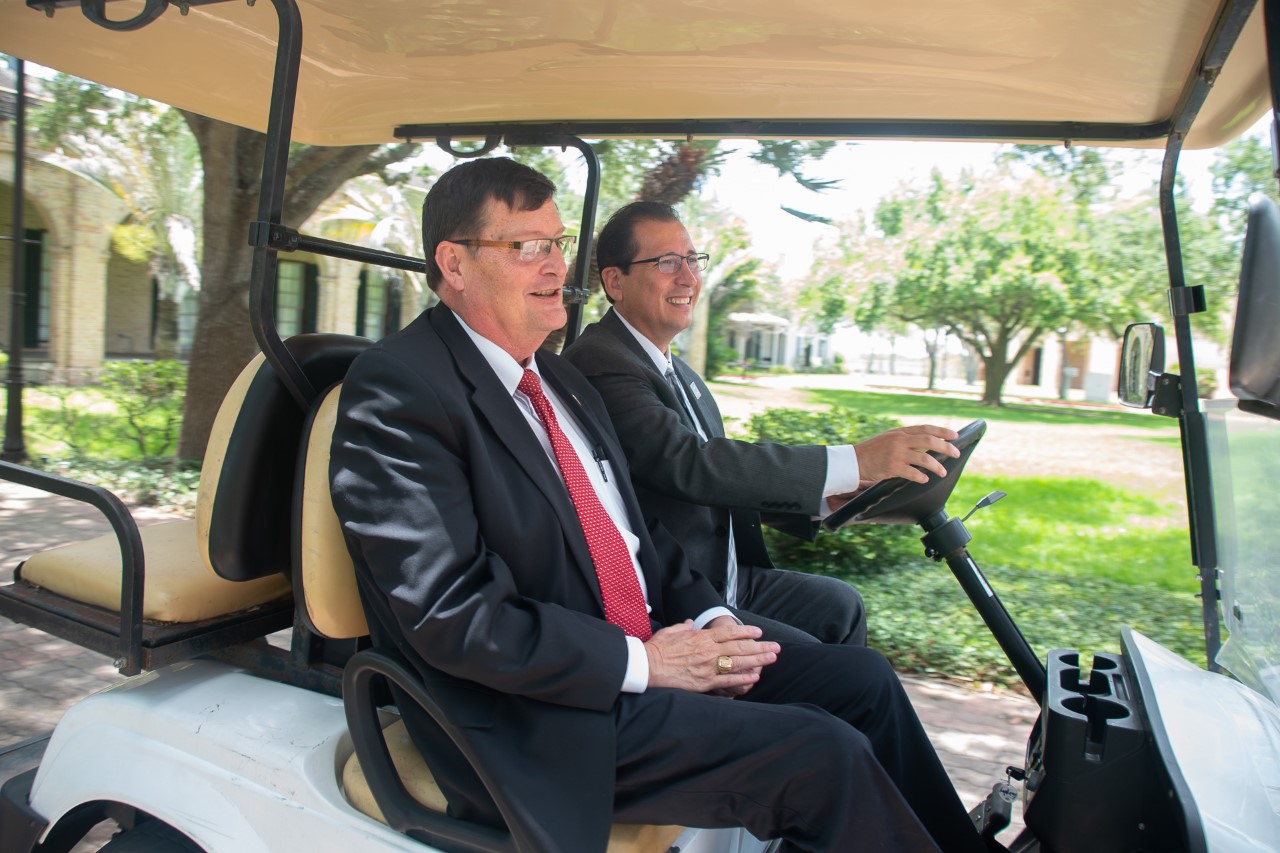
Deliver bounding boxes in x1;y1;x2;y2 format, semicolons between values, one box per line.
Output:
1022;649;1189;853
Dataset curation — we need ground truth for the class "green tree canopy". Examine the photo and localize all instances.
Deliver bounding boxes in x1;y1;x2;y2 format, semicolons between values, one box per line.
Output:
864;169;1086;405
1210;132;1280;236
27;66;417;459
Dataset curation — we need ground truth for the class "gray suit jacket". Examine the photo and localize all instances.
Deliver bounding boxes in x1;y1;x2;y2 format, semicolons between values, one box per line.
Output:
562;309;826;596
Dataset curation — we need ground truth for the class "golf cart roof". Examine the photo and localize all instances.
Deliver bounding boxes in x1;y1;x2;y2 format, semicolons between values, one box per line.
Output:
1;0;1270;149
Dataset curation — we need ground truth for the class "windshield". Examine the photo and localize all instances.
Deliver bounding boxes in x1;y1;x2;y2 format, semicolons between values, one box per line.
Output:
1210;399;1280;704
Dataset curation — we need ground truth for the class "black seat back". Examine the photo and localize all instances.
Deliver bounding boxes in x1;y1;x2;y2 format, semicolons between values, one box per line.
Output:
199;334;370;582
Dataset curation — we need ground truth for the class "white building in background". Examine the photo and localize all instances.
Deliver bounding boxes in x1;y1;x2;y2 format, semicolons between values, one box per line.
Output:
826;323;1230;403
721;311;835;370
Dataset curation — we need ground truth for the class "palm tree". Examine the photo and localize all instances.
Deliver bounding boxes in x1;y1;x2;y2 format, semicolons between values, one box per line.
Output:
308;171;436;326
45;105;202;359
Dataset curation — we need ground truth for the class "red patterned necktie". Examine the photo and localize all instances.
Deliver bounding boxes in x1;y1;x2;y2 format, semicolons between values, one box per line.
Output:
517;369;652;640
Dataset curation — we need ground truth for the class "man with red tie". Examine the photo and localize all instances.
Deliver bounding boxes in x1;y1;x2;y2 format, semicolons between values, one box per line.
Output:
330;157;987;852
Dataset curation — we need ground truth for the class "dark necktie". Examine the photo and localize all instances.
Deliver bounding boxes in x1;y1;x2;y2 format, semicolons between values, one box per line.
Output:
517;369;652;640
665;368;698;432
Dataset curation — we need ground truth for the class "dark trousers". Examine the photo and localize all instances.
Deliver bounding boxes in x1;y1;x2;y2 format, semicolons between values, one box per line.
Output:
610;644;984;853
736;564;868;647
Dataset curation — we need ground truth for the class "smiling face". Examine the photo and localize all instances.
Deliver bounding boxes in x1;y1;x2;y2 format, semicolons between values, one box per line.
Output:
601;218;701;353
434;197;568;363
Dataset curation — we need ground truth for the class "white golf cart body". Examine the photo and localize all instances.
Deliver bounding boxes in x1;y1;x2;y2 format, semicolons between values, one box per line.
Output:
1;1;1279;851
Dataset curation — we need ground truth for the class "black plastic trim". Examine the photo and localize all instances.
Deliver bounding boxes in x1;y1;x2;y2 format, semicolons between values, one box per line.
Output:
0;768;47;853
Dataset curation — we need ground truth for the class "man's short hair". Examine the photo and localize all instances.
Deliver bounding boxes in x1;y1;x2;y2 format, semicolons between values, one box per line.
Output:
423;157;557;290
596;200;682;274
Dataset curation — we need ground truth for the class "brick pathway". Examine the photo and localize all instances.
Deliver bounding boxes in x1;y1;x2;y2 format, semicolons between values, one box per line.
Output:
0;480;1038;841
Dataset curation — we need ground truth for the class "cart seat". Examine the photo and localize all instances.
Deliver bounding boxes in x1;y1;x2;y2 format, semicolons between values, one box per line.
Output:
340;718;685;853
0;334;368;673
18;518;285;623
295;385;686;853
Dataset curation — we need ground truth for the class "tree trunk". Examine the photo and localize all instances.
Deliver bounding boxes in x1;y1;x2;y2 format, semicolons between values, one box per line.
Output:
151;266;182;360
924;329;941;391
981;355;1013;405
686;292;710;376
178;118;261;460
176;114;413;461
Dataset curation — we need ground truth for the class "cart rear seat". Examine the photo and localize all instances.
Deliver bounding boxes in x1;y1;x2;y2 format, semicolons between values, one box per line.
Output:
0;334;368;675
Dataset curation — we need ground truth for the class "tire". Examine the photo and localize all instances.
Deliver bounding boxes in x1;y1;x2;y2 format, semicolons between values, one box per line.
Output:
98;820;203;853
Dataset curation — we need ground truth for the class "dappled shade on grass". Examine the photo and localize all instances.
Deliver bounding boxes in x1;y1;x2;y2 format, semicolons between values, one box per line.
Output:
858;561;1205;690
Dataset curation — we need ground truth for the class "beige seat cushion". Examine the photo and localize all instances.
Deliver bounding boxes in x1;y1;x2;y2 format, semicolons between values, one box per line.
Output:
298;385;368;640
20;518;291;623
342;720;685;853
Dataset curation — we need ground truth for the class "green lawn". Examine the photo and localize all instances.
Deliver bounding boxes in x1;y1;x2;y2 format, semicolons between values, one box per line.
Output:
952;474;1192;592
749;385;1207;688
807;386;1172;430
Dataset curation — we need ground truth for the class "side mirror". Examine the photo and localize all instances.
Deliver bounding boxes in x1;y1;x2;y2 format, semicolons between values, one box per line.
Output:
1118;322;1165;408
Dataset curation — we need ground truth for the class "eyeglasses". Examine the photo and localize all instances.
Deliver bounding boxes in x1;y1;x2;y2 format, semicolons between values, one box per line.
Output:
624;253;710;274
451;235;577;263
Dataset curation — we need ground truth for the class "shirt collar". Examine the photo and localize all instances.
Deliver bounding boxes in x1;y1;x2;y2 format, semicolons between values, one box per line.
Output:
613;310;674;377
454;313;543;395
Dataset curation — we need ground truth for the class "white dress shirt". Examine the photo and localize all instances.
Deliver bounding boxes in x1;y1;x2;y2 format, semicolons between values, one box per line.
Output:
456;317;730;693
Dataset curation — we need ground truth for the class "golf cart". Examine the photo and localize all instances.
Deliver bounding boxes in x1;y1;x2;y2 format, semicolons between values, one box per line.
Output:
0;1;1278;850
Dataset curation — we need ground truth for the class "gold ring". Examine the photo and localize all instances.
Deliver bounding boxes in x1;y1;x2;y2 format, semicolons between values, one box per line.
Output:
716;654;733;675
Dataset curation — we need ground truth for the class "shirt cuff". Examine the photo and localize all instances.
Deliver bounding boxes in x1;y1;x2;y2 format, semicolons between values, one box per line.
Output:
822;445;860;496
620;635;650;693
693;606;738;629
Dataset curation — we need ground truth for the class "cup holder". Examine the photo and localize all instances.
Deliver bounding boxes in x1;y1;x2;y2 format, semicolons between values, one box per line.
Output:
1061;694;1131;760
1061;694;1129;722
1057;652;1120;696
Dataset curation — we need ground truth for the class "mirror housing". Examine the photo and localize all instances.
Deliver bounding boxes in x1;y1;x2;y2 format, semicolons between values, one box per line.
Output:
1118;323;1165;408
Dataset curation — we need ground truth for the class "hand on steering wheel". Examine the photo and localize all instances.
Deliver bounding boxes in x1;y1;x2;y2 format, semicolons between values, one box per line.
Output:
823;420;988;529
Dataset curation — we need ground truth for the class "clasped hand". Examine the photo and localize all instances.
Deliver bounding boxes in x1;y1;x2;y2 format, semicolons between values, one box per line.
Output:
644;618;779;697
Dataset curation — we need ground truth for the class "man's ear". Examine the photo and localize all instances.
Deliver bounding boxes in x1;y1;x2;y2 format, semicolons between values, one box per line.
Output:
600;266;624;302
435;241;466;293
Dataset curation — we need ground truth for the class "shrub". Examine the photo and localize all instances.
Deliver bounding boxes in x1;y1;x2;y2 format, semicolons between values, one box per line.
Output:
742;407;922;573
1168;363;1219;398
100;360;187;458
25;386;123;457
36;456;201;512
705;339;741;381
26;361;187;461
854;562;1203;690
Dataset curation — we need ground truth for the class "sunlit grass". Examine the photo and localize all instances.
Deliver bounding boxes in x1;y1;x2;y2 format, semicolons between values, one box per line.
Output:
805;386;1173;430
951;474;1194;592
747;383;1204;687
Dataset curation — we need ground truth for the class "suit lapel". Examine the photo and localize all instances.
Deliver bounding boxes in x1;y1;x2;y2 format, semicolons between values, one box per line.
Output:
669;358;722;438
430;308;601;592
601;309;719;437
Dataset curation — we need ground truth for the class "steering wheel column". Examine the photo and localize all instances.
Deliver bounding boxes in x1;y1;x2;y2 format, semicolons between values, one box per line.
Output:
920;509;1047;705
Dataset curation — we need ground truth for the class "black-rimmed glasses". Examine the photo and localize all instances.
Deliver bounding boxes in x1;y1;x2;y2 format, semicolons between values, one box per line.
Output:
625;253;710;274
451;236;577;263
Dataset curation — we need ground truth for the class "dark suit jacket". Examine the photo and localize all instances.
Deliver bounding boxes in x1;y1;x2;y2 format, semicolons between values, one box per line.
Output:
562;309;826;597
330;305;722;850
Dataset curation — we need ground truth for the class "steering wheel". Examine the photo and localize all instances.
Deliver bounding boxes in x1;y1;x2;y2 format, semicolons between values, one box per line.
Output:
822;419;987;529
